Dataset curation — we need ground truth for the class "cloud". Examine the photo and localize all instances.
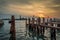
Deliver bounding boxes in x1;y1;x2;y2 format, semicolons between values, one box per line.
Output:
0;0;60;18
53;0;60;5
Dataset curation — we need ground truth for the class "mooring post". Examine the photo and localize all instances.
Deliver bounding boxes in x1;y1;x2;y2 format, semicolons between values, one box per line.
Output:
50;18;56;40
46;18;52;40
50;28;56;40
42;17;45;34
37;17;40;34
38;17;42;37
32;17;35;28
9;15;16;40
32;17;35;40
42;17;45;40
39;17;45;40
50;23;56;40
36;17;41;40
25;18;28;36
28;18;30;37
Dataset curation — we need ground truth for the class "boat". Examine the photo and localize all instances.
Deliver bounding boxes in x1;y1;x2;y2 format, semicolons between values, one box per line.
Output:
0;19;4;26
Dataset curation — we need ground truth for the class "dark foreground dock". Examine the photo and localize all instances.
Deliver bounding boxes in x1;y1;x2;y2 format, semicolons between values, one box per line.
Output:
26;17;60;40
3;15;60;40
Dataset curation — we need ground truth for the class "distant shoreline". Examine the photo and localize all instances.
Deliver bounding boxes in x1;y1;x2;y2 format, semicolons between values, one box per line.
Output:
2;19;26;20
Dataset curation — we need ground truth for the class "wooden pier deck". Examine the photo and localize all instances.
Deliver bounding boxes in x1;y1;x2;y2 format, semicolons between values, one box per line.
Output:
4;16;60;40
26;17;60;40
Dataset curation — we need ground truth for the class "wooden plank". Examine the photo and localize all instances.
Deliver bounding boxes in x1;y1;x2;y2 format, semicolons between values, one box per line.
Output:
40;24;60;29
9;15;16;40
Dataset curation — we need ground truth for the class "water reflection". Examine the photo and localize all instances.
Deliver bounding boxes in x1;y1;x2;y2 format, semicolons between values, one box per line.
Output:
0;20;60;40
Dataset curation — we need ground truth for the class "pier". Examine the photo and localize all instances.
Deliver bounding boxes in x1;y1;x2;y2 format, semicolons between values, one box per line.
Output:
2;16;60;40
26;17;60;40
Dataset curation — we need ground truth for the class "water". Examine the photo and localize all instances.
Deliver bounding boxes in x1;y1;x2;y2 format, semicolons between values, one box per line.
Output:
0;20;26;40
0;20;60;40
0;20;10;40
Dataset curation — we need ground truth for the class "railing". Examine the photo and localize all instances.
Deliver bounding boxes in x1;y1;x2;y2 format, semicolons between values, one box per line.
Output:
26;17;60;40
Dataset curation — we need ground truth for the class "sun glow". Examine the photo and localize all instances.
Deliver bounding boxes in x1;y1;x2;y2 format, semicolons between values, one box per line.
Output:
39;14;45;17
35;13;46;18
5;3;58;18
36;13;52;18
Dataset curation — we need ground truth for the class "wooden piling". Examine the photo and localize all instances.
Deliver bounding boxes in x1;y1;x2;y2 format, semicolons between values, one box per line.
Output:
50;28;56;40
50;23;56;40
28;18;30;31
41;18;45;40
36;17;41;40
37;17;40;35
9;15;16;40
25;18;28;36
28;18;32;37
31;17;35;40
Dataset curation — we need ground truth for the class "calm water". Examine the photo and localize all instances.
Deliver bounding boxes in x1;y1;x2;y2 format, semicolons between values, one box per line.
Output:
0;20;26;40
0;20;60;40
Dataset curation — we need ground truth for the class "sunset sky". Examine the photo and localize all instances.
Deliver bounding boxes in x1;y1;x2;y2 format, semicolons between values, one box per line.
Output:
0;0;60;18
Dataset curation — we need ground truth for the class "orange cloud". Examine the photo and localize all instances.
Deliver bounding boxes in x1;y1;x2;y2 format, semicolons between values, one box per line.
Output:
4;3;59;18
